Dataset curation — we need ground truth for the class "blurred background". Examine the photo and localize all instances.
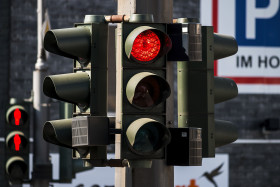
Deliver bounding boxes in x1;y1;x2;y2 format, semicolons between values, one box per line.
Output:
1;0;280;186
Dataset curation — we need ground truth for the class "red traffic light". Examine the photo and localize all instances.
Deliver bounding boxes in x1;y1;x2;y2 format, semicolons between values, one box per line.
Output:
125;26;172;64
5;103;30;181
14;134;21;151
6;131;27;152
14;108;21;126
6;105;28;126
131;30;161;62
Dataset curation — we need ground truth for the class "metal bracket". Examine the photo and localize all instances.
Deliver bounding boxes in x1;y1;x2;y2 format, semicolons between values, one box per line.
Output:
72;116;110;147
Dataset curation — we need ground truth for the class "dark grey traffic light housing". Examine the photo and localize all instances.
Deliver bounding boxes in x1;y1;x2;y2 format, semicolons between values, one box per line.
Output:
172;20;238;162
43;16;109;166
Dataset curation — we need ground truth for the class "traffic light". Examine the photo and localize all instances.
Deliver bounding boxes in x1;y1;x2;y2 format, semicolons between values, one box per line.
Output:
116;19;173;167
173;19;238;160
5;100;30;184
42;15;110;166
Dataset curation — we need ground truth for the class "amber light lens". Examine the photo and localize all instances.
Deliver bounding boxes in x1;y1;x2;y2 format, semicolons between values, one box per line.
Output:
132;76;161;108
130;30;161;62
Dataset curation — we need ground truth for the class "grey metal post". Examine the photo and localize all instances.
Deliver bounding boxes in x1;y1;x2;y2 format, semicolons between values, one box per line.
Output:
116;0;174;187
32;0;51;186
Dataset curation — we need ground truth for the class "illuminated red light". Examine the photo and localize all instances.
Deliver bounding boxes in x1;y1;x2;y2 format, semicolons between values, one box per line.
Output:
14;134;21;151
14;108;21;125
131;30;161;62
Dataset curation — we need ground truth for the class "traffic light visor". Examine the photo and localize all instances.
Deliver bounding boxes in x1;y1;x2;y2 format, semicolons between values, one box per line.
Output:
6;131;28;152
125;26;172;63
126;118;171;155
215;120;238;147
43;72;90;108
44;27;91;63
126;72;171;108
43;119;73;149
214;77;238;104
6;105;28;126
6;156;27;180
214;33;238;60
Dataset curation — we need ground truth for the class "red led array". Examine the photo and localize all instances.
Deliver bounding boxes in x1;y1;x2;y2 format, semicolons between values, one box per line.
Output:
14;134;21;151
131;30;161;62
14;108;21;126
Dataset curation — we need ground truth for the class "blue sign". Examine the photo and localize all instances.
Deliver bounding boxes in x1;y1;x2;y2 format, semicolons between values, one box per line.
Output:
236;0;280;47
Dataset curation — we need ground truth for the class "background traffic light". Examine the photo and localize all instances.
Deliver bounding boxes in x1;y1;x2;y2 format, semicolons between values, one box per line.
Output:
117;21;172;167
5;99;30;184
42;15;109;166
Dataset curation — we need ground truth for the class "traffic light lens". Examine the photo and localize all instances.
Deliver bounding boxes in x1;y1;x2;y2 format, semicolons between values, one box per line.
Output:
6;131;27;152
13;134;21;151
133;124;160;153
14;108;22;126
130;75;171;108
131;30;161;62
126;118;171;155
6;106;28;126
6;157;28;180
133;77;160;107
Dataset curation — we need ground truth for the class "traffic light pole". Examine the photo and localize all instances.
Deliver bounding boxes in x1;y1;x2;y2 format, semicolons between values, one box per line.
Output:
32;0;51;186
116;0;174;187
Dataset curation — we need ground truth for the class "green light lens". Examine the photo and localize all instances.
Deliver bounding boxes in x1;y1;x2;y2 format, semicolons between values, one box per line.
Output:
133;124;160;153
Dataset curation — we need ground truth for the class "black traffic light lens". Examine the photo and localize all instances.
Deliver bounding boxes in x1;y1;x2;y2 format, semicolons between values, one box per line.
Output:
9;162;26;179
133;124;160;153
133;79;159;107
6;157;27;179
132;76;170;108
126;118;171;155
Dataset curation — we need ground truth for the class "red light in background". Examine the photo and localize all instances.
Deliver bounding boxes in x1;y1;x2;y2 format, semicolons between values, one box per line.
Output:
14;134;21;151
131;30;161;62
14;108;21;125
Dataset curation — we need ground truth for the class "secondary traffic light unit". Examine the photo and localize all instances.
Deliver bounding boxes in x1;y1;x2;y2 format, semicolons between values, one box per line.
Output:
167;18;238;165
43;15;110;166
5;100;30;184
